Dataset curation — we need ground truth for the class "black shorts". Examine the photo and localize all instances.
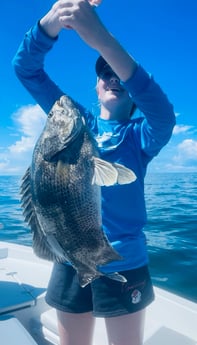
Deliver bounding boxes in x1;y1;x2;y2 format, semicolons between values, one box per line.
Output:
45;263;155;317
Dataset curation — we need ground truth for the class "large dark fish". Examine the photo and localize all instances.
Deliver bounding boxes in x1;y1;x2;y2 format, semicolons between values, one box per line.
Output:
21;95;136;287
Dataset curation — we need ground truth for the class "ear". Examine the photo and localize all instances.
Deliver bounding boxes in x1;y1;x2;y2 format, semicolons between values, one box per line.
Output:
95;83;101;100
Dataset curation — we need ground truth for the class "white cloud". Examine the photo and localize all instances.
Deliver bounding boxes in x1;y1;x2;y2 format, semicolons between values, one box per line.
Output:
164;163;197;172
174;139;197;161
146;134;197;173
9;105;46;153
9;136;37;154
0;104;46;175
166;139;197;172
173;124;194;135
1;104;197;175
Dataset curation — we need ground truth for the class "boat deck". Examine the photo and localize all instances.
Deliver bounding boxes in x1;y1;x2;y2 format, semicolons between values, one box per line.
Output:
0;242;196;345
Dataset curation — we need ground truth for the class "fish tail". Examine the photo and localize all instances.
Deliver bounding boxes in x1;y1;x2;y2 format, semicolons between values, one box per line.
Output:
77;268;103;288
96;240;123;266
106;272;127;283
78;270;127;287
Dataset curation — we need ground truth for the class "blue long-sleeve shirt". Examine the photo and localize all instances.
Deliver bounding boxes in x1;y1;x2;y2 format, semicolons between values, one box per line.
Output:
12;22;176;272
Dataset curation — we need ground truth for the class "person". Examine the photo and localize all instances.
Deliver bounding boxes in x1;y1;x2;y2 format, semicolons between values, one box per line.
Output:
12;1;176;344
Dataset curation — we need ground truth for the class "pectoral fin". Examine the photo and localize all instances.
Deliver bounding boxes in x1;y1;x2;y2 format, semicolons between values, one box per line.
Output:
92;157;118;186
92;157;137;186
112;162;137;184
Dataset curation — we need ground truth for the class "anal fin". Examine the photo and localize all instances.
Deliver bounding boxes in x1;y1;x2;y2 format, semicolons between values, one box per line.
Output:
46;234;68;262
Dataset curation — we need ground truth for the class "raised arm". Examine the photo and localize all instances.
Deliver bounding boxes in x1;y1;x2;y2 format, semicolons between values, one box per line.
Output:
12;0;137;113
44;0;138;81
13;0;175;150
12;21;64;114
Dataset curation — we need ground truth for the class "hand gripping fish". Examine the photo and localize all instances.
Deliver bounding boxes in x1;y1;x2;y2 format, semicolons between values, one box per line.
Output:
64;0;102;29
20;95;137;287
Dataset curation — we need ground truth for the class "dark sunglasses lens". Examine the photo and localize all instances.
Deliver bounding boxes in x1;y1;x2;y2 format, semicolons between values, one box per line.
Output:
99;70;114;80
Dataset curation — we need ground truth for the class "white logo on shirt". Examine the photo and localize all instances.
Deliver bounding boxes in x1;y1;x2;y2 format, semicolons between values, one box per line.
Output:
131;289;142;304
96;132;120;150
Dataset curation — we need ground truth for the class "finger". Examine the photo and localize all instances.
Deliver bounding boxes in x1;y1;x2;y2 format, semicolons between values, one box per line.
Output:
59;13;73;29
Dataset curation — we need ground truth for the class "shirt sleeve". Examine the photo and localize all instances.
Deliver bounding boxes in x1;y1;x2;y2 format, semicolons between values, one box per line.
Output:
12;21;64;114
123;65;176;157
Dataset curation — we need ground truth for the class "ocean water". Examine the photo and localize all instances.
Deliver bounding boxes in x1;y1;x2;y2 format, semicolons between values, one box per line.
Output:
0;173;196;303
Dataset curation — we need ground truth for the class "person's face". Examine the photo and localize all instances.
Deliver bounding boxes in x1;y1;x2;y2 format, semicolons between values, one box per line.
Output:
96;67;133;114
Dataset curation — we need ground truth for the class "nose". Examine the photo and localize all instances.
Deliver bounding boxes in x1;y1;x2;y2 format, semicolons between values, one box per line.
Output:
109;74;120;84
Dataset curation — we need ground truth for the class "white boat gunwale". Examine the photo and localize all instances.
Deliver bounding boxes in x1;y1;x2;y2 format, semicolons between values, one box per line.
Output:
0;241;196;345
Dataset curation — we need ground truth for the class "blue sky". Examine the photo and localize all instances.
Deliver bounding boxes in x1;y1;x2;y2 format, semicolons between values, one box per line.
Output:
1;0;197;175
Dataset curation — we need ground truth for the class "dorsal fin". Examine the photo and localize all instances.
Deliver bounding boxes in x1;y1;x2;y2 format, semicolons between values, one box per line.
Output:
20;168;59;261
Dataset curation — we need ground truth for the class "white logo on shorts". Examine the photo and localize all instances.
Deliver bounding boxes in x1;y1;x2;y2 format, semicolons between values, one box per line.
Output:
131;289;142;304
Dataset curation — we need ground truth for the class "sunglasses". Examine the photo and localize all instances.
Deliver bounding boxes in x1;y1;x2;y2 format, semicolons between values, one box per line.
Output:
98;69;120;81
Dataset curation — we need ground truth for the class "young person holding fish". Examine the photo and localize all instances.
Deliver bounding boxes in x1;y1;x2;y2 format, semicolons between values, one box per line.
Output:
13;1;176;344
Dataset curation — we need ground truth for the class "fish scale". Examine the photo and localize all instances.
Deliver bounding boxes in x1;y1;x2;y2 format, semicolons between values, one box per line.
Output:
20;95;137;287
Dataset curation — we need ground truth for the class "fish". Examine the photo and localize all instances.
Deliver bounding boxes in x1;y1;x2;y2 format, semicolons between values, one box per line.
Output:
20;95;137;287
